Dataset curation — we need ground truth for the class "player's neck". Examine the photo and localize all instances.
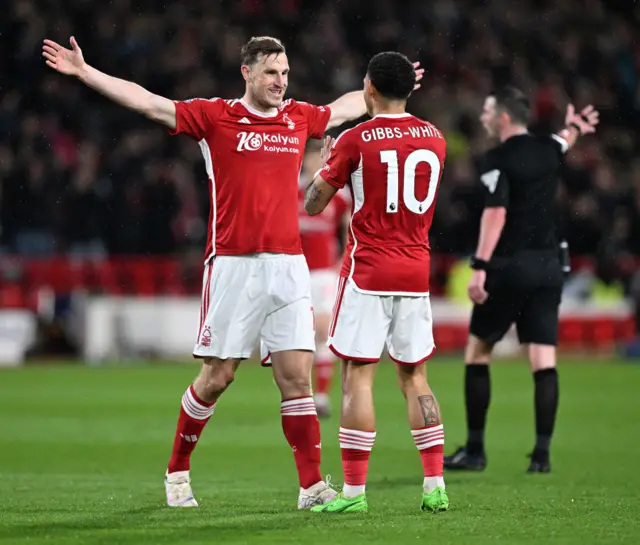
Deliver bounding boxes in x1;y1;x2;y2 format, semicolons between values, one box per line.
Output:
499;124;528;143
372;105;406;117
240;93;278;116
371;97;407;117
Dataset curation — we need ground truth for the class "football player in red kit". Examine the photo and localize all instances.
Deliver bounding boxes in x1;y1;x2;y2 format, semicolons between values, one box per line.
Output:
304;52;449;514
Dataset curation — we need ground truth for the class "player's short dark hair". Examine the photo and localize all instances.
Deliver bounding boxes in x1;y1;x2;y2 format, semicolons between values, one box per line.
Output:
241;36;286;66
366;52;416;101
492;86;531;125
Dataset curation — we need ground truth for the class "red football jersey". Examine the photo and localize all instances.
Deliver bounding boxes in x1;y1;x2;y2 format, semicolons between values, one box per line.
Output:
170;98;331;261
319;113;446;295
298;183;349;270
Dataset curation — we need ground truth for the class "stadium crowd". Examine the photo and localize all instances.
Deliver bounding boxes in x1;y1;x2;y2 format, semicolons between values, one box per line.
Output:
2;0;639;263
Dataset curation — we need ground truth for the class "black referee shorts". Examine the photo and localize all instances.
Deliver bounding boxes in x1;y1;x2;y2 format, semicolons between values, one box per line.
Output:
469;251;563;346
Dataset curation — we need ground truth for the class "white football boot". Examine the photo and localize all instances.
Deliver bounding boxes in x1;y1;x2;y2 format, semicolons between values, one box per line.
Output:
297;477;338;509
165;471;199;507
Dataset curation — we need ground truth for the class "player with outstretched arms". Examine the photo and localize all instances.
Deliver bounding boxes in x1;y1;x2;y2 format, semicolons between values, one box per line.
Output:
42;35;424;509
303;52;449;514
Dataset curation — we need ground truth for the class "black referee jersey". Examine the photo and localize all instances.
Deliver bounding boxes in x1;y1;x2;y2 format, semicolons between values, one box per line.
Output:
469;132;568;346
478;132;568;257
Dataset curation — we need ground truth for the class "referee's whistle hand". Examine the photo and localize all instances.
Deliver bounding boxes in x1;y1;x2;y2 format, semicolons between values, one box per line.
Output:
468;271;489;305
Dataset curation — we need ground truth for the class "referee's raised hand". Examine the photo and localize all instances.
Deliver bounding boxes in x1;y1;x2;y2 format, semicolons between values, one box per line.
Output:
565;104;599;135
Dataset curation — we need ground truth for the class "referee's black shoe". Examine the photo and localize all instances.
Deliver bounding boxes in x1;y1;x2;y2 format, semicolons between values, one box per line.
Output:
527;449;551;473
444;446;487;471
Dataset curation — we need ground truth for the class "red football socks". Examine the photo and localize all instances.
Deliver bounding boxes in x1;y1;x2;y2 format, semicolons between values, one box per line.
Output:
281;397;323;489
339;427;376;498
167;385;216;474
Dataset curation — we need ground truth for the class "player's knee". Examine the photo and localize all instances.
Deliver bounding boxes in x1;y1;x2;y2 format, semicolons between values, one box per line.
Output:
273;363;312;398
342;360;375;394
465;335;493;364
277;373;312;398
396;363;428;395
528;344;556;372
272;350;314;397
198;359;237;397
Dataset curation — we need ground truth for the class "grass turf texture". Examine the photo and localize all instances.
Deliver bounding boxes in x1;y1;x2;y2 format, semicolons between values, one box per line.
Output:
0;359;638;544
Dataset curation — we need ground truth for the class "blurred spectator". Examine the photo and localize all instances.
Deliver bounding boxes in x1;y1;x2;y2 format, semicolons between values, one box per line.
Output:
1;0;639;261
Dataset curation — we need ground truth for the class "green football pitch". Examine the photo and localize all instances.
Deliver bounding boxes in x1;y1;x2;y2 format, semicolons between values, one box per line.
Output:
1;358;638;544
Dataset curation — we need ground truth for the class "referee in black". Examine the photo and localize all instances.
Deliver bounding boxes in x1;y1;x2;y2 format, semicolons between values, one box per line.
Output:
444;87;599;473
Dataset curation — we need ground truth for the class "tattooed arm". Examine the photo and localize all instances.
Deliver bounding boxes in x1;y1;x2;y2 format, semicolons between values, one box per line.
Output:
304;177;338;216
304;135;340;216
418;394;442;426
306;131;358;215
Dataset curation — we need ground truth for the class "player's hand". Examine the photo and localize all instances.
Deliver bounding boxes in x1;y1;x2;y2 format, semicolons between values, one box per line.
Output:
412;61;424;91
565;104;599;135
468;270;489;305
320;135;334;167
42;37;86;77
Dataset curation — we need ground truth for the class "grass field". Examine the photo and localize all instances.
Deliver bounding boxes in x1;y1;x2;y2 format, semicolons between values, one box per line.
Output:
1;358;639;544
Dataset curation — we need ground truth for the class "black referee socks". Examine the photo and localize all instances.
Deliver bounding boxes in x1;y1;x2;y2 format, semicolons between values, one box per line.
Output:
533;368;559;453
465;363;491;455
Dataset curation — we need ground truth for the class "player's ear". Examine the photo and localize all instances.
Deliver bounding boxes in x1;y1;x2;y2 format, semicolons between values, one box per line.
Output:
364;78;375;98
241;64;251;83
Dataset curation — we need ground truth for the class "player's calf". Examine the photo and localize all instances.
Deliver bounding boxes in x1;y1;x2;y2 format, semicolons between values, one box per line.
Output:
397;363;448;511
272;350;336;506
312;360;376;513
165;358;239;506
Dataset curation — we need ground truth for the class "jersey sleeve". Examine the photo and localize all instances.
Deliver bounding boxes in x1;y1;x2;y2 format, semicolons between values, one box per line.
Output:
169;98;224;140
318;131;359;189
550;134;569;155
296;101;332;139
479;152;510;208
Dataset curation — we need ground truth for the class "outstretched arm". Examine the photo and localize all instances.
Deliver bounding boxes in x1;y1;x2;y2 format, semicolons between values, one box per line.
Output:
43;37;176;129
325;91;367;130
325;61;424;129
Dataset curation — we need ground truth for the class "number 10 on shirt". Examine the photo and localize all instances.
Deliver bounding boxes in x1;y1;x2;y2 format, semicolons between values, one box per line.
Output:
380;149;441;215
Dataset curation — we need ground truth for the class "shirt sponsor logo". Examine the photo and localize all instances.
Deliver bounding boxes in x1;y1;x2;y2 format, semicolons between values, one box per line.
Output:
236;131;300;153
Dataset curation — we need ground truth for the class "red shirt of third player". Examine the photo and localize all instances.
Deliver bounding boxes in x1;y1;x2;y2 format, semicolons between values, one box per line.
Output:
298;186;349;270
320;113;446;295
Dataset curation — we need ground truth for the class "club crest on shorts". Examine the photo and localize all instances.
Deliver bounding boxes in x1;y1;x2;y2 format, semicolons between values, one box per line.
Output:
200;326;212;348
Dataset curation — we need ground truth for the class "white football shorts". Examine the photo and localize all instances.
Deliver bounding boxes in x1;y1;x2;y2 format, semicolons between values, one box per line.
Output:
193;253;315;360
328;277;435;365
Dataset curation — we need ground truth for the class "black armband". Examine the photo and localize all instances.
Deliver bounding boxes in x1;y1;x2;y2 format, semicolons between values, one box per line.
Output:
569;122;582;135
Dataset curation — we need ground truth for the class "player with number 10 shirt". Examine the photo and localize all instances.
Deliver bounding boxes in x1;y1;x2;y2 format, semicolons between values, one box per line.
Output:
319;111;445;366
304;52;448;514
324;118;445;299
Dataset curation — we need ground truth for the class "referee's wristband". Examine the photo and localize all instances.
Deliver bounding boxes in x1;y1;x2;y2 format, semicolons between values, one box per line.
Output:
469;257;490;271
568;122;582;135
